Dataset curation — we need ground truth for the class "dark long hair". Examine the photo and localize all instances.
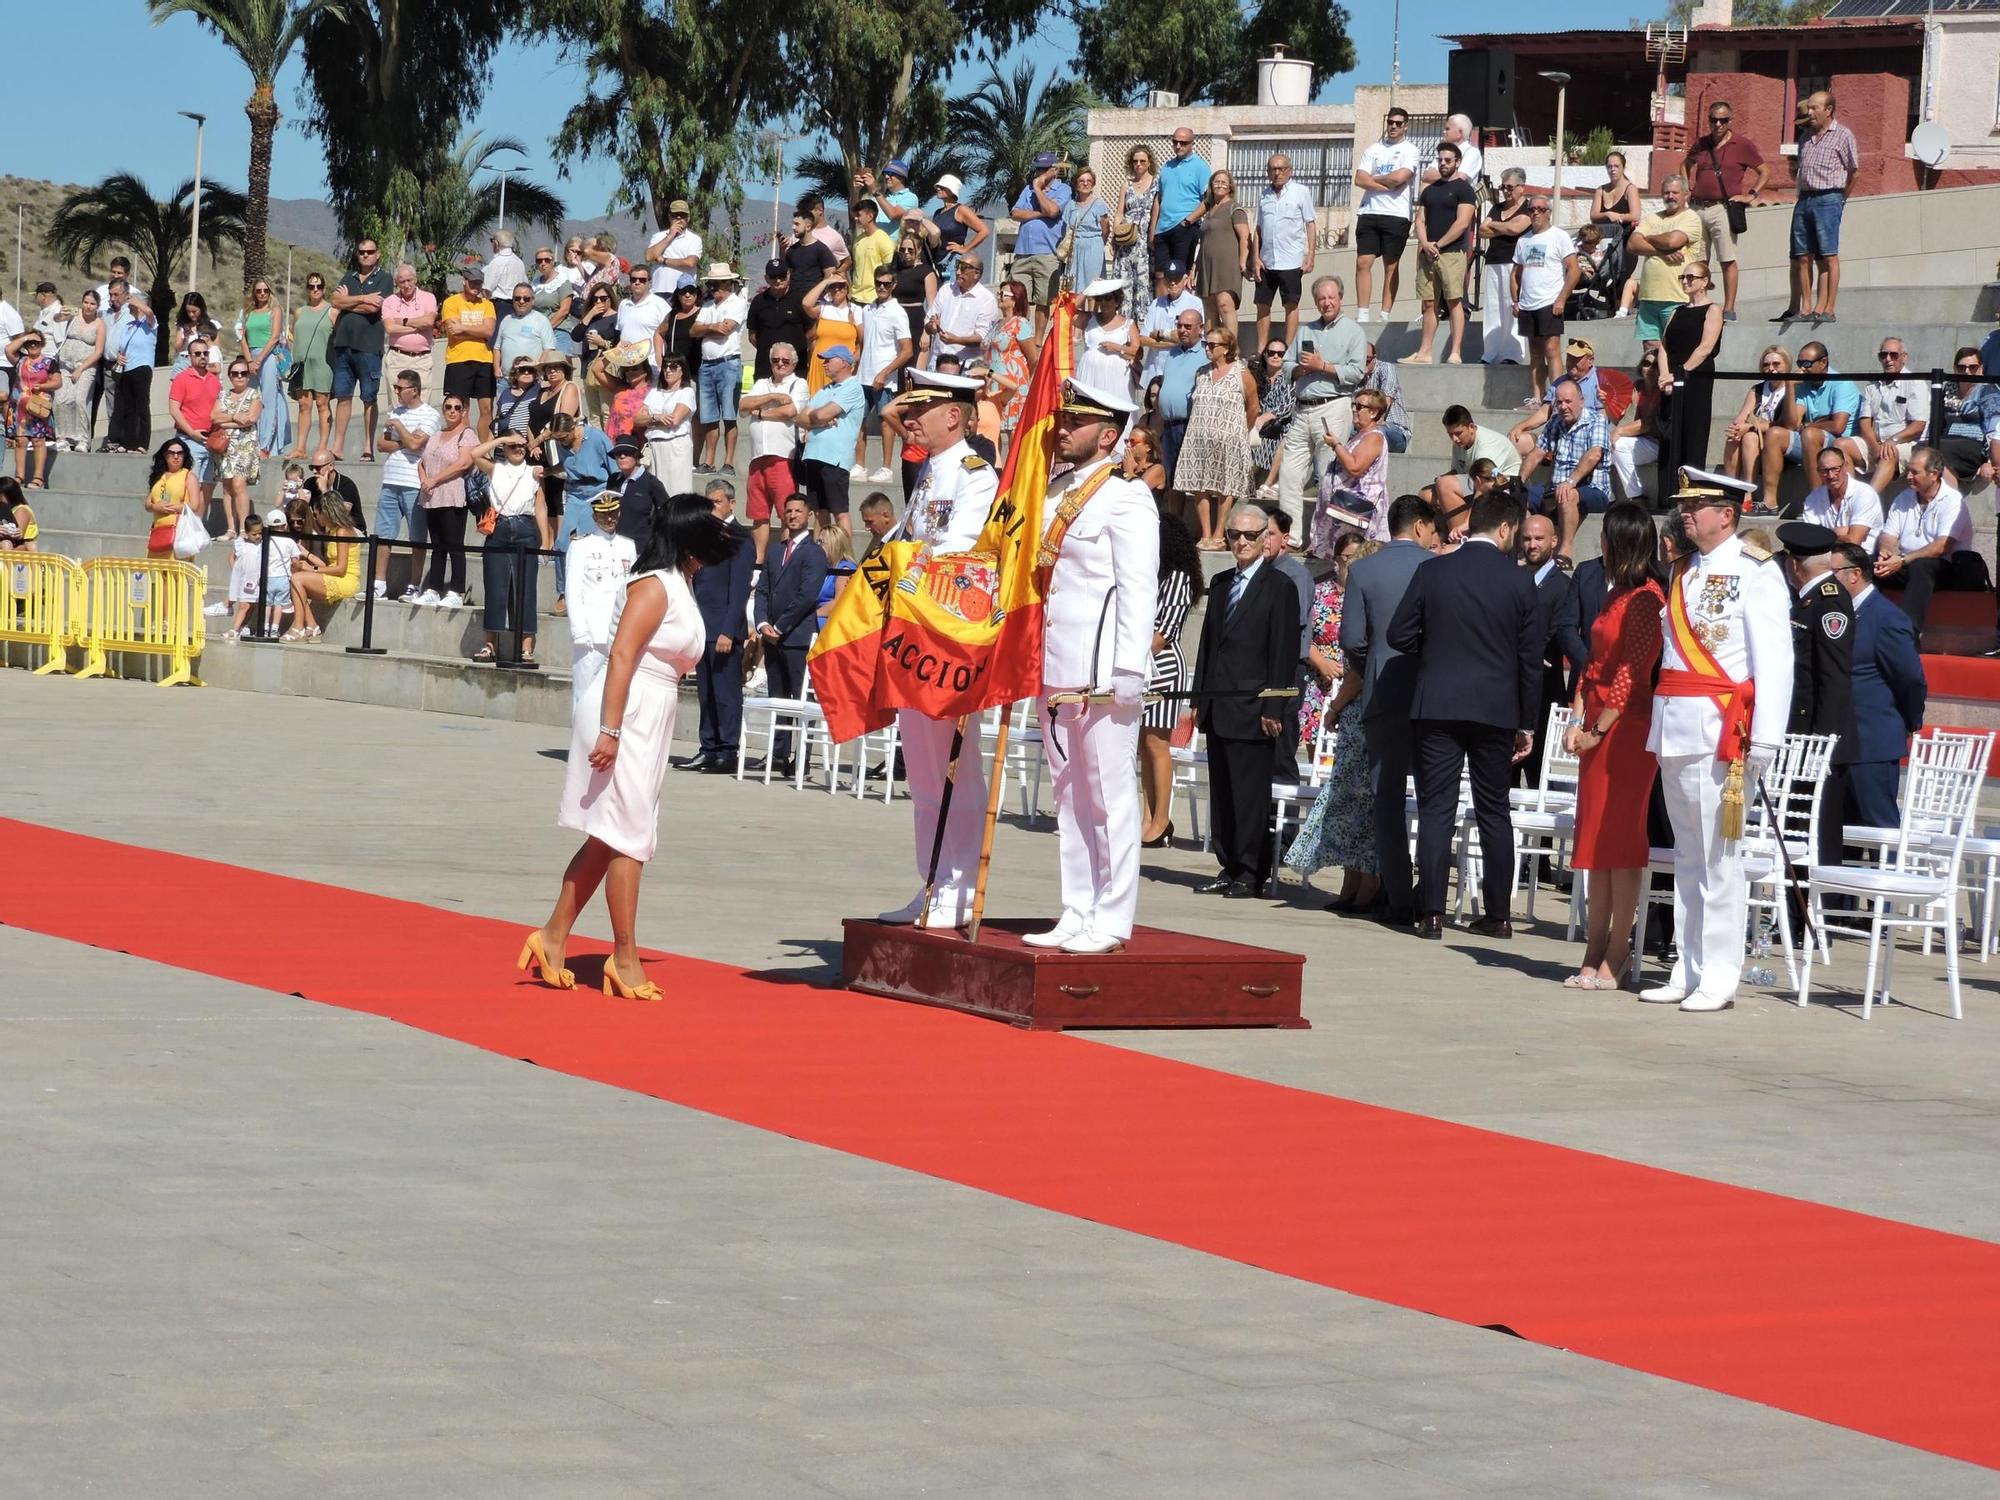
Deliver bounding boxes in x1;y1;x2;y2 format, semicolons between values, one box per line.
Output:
150;437;193;487
0;475;24;525
637;493;742;575
1599;500;1661;590
1157;510;1204;604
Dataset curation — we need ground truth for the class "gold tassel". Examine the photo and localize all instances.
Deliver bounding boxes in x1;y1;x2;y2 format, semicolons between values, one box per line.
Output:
1720;756;1746;842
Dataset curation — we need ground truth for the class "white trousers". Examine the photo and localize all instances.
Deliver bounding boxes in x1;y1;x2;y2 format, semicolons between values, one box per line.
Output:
1043;697;1144;939
1612;435;1659;500
1276;398;1349;516
570;644;608;728
1661;752;1746;1001
1480;263;1528;365
898;709;990;916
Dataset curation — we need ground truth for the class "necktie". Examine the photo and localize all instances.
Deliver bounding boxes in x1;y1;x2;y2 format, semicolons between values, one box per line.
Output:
784;537;799;566
1229;569;1249;614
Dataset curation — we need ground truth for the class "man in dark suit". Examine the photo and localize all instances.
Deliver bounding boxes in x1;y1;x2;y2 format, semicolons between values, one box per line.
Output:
1387;489;1542;939
678;480;757;773
1777;522;1859;867
751;493;829;776
1555;553;1608;670
1834;540;1925;831
1517;511;1587;785
1338;493;1440;926
1191;501;1302;897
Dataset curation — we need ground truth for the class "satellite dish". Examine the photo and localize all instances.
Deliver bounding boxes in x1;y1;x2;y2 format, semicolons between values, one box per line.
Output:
1910;122;1950;169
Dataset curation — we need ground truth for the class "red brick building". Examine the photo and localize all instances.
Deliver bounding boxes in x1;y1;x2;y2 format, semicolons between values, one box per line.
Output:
1445;17;2000;196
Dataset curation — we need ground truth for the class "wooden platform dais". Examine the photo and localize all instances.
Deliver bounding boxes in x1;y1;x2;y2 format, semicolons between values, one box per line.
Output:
842;918;1308;1030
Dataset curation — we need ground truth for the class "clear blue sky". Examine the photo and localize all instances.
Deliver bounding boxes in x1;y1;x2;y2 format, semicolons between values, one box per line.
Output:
18;1;1618;223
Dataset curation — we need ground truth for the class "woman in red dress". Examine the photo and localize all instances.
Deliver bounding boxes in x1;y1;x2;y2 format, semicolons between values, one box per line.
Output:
1564;501;1665;990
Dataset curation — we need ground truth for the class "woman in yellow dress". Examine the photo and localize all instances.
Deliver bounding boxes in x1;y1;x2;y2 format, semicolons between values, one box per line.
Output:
0;475;37;550
286;494;363;640
801;270;862;397
144;438;196;556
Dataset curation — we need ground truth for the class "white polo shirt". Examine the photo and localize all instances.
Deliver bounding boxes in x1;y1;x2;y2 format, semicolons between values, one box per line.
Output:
1882;482;1973;554
1801;477;1884;550
859;298;912;385
647;228;704;290
615;292;669;346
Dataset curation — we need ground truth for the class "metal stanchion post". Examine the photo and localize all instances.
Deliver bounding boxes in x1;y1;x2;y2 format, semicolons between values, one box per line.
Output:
246;527;275;643
346;536;386;655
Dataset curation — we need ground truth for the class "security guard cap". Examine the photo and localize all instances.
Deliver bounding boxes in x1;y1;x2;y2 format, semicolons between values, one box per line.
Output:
1776;520;1839;556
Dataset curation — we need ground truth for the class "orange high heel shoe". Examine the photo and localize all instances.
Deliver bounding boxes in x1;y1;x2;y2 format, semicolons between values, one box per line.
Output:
602;961;663;1001
516;930;576;990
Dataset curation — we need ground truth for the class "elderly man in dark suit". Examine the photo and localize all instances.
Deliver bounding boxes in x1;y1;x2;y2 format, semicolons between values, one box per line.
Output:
677;479;757;773
1191;501;1302;898
1338;493;1440;927
1834;540;1927;830
750;493;829;777
1387;488;1543;939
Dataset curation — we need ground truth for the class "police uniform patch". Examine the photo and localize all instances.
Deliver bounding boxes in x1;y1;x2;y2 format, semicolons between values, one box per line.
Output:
1821;611;1848;640
1818;579;1843;598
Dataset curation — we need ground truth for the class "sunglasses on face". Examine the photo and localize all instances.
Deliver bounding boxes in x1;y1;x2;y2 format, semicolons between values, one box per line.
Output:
535;256;553;264
1225;528;1265;542
1761;362;1784;371
229;368;250;377
1800;357;1826;367
1879;351;1903;360
1710;115;1731;124
513;295;532;302
1202;338;1226;348
1958;363;1981;373
442;402;465;411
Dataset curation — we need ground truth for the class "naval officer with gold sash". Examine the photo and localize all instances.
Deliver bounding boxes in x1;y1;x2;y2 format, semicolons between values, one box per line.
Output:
1643;474;1794;1012
877;369;999;927
1025;380;1161;955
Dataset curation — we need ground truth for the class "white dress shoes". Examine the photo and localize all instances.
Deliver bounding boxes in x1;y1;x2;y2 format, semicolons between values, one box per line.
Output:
876;894;928;925
1678;991;1735;1012
1636;984;1688;1004
1021;910;1086;949
1060;926;1126;955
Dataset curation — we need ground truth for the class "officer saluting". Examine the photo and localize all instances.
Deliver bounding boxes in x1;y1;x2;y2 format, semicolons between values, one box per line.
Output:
876;369;999;927
1643;473;1794;1012
1024;379;1160;955
1776;521;1858;868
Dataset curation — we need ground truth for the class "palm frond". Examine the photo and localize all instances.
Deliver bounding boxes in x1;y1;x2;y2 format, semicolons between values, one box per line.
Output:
944;62;1095;211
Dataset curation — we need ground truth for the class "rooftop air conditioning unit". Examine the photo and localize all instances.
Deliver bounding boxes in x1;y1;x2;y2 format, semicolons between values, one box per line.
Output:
1145;90;1181;109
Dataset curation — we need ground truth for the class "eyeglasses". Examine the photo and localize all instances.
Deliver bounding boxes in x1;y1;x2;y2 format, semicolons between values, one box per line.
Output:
442;402;465;411
229;368;250;377
1680;273;1706;284
1958;363;1982;373
1760;361;1785;371
1799;356;1827;368
1264;349;1286;358
1224;528;1265;542
1202;338;1227;349
630;275;650;284
1709;114;1732;124
357;248;379;257
1878;350;1903;360
513;367;536;377
535;256;553;264
1385;117;1408;128
512;294;533;302
1817;465;1845;476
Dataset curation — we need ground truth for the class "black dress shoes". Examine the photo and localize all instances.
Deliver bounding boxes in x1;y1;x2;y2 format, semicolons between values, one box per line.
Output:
1196;877;1238;895
670;752;706;769
1417;914;1445;941
1222;881;1258;899
1466;916;1514;939
699;755;734;773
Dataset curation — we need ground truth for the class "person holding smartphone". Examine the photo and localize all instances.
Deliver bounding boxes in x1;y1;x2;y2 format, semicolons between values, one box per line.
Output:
1269;275;1364;520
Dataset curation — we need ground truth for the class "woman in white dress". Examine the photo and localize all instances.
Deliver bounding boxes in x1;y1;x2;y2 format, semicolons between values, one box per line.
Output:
519;495;744;1000
1071;279;1139;402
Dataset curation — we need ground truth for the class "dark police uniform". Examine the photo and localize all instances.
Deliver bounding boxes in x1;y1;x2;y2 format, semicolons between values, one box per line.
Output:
1778;522;1857;867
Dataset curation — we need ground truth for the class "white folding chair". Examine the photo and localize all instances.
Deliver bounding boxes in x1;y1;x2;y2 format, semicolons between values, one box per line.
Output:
737;661;827;788
1272;714;1338;864
1170;728;1210;850
1797;740;1987;1019
1741;733;1837;988
1511;706;1580;925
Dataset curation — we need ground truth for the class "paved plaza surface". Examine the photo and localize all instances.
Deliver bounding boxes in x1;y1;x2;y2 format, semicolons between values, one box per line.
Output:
3;671;1998;1498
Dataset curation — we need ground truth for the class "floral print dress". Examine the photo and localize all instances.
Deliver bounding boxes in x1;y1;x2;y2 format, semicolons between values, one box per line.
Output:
984;315;1031;434
216;386;261;481
1284;578;1375;879
1114;181;1158;303
12;355;57;440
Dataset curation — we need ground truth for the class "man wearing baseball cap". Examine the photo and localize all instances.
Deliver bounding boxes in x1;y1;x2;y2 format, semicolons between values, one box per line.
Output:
647;199;703;291
795;344;867;534
1010;152;1071;338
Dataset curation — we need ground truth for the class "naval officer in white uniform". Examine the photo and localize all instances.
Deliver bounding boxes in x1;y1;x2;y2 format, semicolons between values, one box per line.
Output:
1025;380;1161;955
877;369;1000;926
1643;474;1794;1012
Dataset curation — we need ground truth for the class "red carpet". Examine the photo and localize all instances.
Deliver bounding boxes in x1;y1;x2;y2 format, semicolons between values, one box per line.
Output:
7;815;1999;1469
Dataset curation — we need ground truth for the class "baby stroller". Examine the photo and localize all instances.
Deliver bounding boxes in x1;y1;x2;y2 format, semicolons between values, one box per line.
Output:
1566;226;1627;322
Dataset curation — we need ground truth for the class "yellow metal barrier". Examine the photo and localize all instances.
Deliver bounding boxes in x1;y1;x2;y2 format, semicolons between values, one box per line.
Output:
0;552;86;674
76;557;206;688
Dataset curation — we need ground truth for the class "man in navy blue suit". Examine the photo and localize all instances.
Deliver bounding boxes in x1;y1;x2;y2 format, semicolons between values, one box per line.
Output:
751;493;829;777
1834;540;1927;829
678;479;757;773
1387;488;1542;939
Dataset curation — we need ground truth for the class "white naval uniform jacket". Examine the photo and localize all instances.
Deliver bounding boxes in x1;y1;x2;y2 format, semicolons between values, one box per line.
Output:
899;439;997;554
566;531;639;653
1647;533;1794;759
1039;459;1160;691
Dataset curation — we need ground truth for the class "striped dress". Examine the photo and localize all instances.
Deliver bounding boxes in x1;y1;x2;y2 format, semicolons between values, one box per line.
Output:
1144;569;1195;730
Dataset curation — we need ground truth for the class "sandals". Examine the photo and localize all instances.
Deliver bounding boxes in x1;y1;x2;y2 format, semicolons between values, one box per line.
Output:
471;645;497;663
281;628;305;642
1562;972;1621;991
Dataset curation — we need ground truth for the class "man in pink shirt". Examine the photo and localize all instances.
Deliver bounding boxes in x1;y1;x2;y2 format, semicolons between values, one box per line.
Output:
168;337;223;512
382;261;440;399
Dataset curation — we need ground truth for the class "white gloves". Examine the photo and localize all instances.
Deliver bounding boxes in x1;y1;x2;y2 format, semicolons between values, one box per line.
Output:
1110;672;1145;710
1746;743;1778;794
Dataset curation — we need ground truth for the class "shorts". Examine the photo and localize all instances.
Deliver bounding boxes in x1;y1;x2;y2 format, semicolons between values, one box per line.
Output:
1012;252;1061;305
1790;191;1844;260
442;361;496;401
1692;201;1739;265
1634;299;1679;344
373;483;431;543
1415;250;1466;304
746;455;794;522
190;444;218;484
1516;305;1564;340
800;457;850;515
1526;480;1611;518
1354;214;1412;262
862;383;895;435
262;574;294;608
698;355;741;424
329;346;382;404
1255;266;1303;308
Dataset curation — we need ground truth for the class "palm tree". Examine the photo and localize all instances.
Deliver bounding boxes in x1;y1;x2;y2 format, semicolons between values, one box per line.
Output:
147;0;348;296
49;174;249;361
793;139;969;225
946;63;1095;213
398;131;567;295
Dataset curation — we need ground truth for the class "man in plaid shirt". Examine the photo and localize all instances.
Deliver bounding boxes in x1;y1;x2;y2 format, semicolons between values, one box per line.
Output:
1785;91;1860;326
1518;376;1610;565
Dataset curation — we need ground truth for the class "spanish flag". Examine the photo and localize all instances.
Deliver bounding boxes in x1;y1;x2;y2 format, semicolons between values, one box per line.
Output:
810;294;1076;742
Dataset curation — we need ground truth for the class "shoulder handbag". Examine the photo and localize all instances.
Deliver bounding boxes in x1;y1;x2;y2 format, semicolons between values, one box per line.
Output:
205;424;232;454
1706;143;1749;237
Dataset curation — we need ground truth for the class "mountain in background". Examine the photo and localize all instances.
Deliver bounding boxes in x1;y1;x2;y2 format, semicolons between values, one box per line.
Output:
263;196;798;264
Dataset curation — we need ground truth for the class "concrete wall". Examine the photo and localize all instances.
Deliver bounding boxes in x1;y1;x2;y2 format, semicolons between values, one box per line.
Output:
1931;15;2000;177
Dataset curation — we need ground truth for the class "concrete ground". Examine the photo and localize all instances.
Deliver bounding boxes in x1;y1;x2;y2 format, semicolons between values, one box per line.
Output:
3;670;1998;1498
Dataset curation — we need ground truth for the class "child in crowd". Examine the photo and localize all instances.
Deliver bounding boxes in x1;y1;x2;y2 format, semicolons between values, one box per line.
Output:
223;513;265;640
261;507;302;639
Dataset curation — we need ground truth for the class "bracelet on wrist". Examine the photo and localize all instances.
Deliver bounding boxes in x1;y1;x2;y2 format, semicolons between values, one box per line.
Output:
598;724;622;740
